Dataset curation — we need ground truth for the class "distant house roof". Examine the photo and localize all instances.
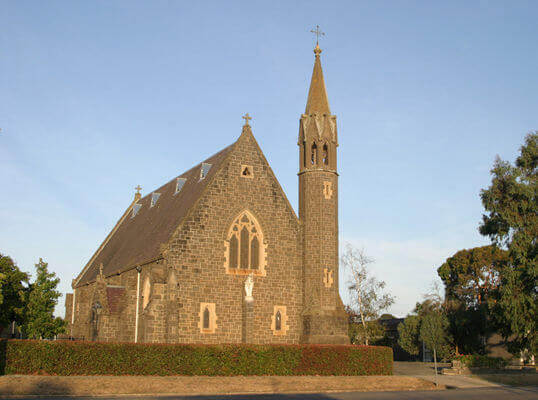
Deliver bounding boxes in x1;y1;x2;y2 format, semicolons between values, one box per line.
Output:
75;143;234;286
379;317;405;332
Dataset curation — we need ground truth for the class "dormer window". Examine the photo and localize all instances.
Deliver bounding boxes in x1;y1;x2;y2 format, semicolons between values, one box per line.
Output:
131;203;142;218
200;163;212;180
150;192;161;208
175;178;186;194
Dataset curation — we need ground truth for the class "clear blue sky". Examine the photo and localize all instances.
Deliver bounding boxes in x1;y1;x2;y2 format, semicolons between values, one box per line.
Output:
2;1;536;317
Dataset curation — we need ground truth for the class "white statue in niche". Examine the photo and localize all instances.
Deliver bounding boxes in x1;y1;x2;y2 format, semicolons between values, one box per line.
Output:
244;273;254;302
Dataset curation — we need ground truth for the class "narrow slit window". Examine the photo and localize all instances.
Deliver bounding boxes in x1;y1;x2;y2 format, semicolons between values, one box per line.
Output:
311;143;317;165
322;144;329;165
203;307;210;329
200;163;212;180
275;310;282;331
175;178;186;194
150;192;161;207
303;141;307;168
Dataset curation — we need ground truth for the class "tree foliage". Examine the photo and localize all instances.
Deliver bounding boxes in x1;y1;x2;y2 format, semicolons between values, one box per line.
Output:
398;287;454;361
479;132;537;355
437;245;508;354
345;306;386;345
23;258;66;339
397;314;420;356
420;310;450;359
342;244;395;345
438;245;508;306
0;254;28;328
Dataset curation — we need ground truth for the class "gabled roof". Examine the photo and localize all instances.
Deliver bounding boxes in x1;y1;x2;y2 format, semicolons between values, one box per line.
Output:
75;144;234;286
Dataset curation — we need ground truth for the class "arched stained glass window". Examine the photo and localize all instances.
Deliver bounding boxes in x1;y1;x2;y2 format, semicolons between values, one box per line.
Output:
226;211;264;273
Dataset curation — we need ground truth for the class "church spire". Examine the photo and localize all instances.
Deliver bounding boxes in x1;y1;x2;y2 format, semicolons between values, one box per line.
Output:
305;43;331;115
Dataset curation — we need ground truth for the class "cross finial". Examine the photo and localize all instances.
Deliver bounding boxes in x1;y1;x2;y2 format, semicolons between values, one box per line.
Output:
135;185;142;194
242;113;252;126
310;25;325;45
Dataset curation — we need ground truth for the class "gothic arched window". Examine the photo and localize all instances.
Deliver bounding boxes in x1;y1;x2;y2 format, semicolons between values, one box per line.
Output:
311;143;318;165
225;211;266;276
322;144;329;165
275;310;282;331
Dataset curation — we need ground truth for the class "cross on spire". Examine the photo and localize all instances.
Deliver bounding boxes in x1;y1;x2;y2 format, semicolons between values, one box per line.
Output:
310;25;325;45
242;113;252;126
135;185;142;194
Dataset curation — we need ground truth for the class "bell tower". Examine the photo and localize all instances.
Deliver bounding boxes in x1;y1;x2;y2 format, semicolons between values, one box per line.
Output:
299;41;349;344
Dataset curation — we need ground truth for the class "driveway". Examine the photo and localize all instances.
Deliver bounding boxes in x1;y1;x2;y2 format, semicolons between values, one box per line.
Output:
394;361;503;389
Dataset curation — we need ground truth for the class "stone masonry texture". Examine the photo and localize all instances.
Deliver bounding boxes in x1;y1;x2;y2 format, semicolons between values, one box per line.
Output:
67;47;349;344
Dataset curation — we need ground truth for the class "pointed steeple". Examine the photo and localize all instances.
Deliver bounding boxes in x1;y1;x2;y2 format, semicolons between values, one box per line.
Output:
305;44;331;115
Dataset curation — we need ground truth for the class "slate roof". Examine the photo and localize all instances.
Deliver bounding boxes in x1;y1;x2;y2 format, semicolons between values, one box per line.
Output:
75;143;234;286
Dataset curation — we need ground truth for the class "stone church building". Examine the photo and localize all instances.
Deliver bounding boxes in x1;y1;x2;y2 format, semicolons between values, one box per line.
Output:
66;43;349;344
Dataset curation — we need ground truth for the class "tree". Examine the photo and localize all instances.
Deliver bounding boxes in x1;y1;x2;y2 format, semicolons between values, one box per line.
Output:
479;132;537;355
23;258;66;339
342;244;395;345
420;309;450;385
398;284;453;361
437;245;508;354
0;254;28;329
345;306;386;345
438;245;508;306
398;314;420;356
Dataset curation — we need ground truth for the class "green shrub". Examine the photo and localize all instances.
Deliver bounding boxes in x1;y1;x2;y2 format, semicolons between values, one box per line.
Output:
454;354;508;369
0;340;392;376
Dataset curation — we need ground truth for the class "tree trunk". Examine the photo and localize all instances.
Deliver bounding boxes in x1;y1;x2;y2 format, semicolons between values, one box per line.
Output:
357;294;368;345
433;347;438;387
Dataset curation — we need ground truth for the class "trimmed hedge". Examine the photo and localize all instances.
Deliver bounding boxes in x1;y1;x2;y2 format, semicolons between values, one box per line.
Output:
0;340;392;376
454;354;508;369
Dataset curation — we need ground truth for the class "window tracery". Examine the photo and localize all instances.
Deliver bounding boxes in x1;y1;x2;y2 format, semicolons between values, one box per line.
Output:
224;211;267;276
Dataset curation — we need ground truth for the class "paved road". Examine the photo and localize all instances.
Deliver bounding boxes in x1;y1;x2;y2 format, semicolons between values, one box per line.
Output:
2;387;537;400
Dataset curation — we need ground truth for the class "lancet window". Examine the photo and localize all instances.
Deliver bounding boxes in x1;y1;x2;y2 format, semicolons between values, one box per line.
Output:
311;143;318;165
322;144;329;165
225;211;266;276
